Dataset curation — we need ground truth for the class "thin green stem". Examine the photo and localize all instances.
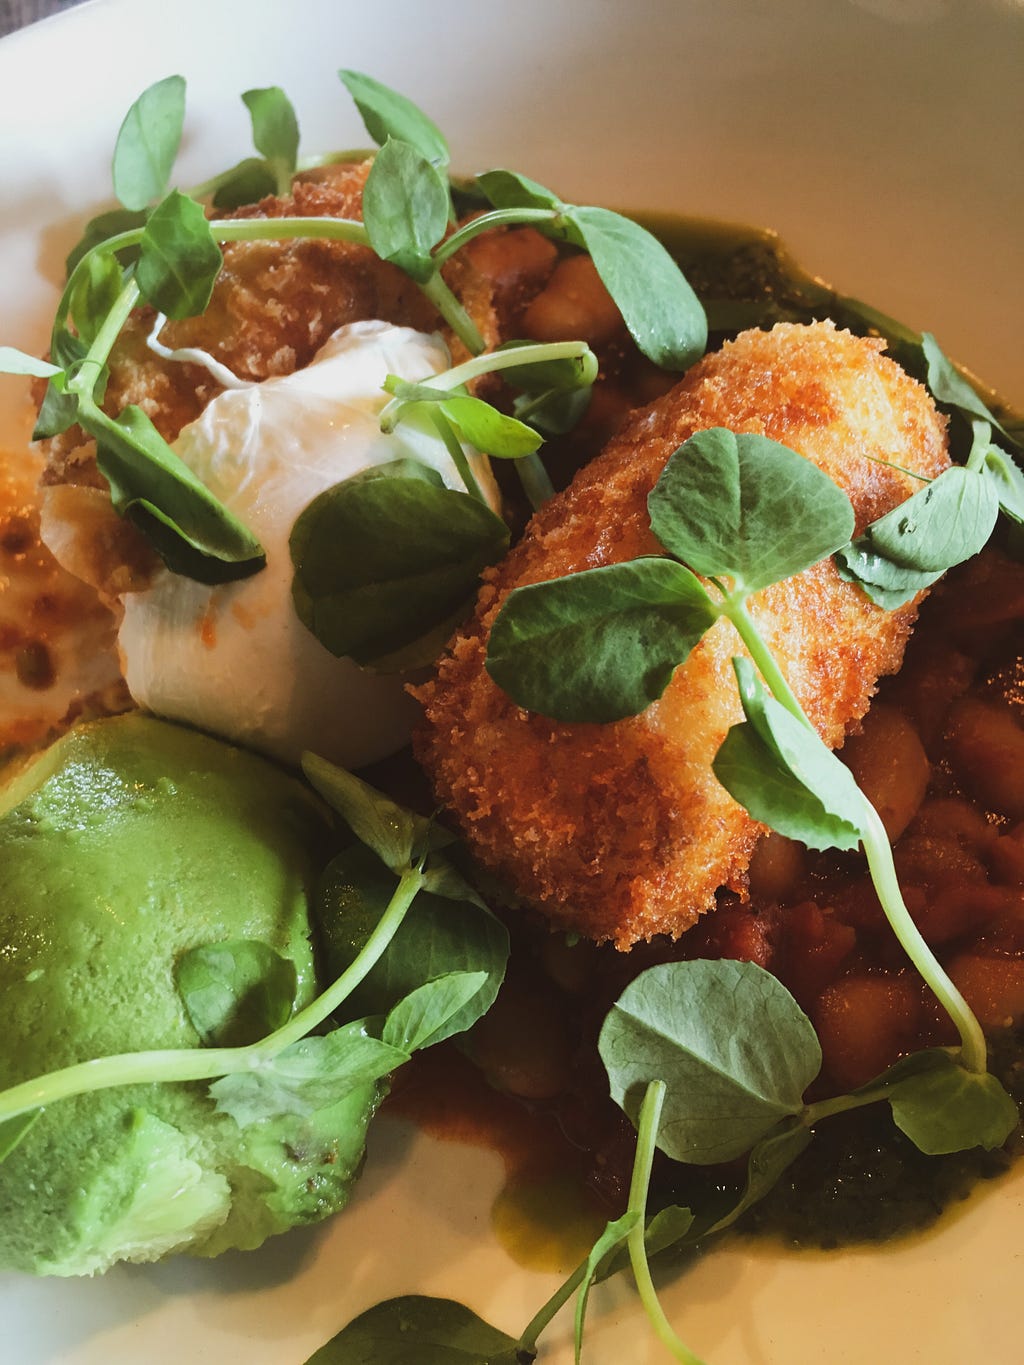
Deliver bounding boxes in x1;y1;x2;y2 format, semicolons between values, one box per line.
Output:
516;1263;589;1357
516;451;556;509
859;800;987;1072
67;278;141;400
429;340;595;391
723;595;808;725
432;206;559;267
0;865;424;1124
626;1082;706;1365
725;590;988;1074
418;271;486;355
429;409;487;504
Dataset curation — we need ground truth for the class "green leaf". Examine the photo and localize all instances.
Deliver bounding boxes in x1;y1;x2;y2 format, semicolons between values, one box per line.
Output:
574;1212;641;1359
922;332;1022;453
381;971;488;1054
84;401;265;582
0;1111;40;1165
136;190;224;319
338;70;450;170
486;558;719;723
174;939;299;1047
112;75;187;211
210;157;279;210
65;206;150;275
704;1120;812;1238
290;462;509;667
316;843;507;1045
983;444;1024;524
210;1023;408;1128
301;753;451;873
362;138;451;283
475;167;562;212
855;465;998;572
563;205;707;371
0;347;62;380
494;339;599;393
834;542;942;610
305;1294;523;1364
32;329;86;438
649;428;855;594
67;250;125;347
437;394;542;458
600;959;821;1164
886;1053;1019;1155
712;657;868;852
242;86;299;177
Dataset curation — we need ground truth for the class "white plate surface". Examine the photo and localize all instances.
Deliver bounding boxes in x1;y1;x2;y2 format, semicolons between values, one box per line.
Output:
0;1;1021;1362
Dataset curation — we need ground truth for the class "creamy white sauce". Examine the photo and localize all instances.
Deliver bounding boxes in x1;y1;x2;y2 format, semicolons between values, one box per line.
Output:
118;320;498;769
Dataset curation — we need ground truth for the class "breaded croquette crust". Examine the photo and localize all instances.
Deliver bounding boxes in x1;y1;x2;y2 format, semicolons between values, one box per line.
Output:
413;322;950;947
38;161;497;599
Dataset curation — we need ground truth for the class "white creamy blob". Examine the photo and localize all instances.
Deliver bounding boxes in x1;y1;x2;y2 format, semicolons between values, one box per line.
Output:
118;320;498;769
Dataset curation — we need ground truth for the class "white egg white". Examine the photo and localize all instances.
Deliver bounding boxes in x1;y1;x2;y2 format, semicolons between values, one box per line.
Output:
118;320;498;769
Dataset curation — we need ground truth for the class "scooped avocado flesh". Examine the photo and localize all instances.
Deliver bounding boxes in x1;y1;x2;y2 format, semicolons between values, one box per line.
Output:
0;713;381;1277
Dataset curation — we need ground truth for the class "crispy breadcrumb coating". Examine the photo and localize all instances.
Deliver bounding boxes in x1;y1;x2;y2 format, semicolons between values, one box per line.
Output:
413;322;951;947
38;161;498;600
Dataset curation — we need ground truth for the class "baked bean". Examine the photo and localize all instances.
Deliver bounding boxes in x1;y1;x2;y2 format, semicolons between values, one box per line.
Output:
945;953;1024;1031
813;974;923;1092
470;976;574;1101
893;834;988;896
521;255;624;348
945;697;1024;820
464;226;558;308
842;704;929;842
747;831;806;903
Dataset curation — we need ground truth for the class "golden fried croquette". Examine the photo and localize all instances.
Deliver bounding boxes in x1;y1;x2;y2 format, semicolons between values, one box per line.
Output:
39;160;498;599
413;321;951;948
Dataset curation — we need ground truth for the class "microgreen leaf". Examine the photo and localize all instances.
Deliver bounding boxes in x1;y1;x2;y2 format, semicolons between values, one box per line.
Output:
886;1053;1019;1155
301;754;449;873
136;190;224;319
290;461;509;668
67;251;126;347
476;167;562;212
834;543;942;610
0;1111;40;1165
493;339;599;393
599;959;821;1164
562;205;707;371
85;401;265;582
241;86;299;186
574;1212;641;1359
649;428;855;593
381;971;488;1054
338;70;450;170
435;394;542;458
112;75;187;211
712;657;867;852
922;332;1022;453
209;157;279;210
316;842;506;1046
362;138;451;283
854;465;999;572
983;443;1024;524
306;1295;523;1364
486;558;719;724
209;1023;407;1128
0;347;61;379
65;206;150;274
174;939;299;1047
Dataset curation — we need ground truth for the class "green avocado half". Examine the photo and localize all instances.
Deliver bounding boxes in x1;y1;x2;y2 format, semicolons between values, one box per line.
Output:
0;713;380;1276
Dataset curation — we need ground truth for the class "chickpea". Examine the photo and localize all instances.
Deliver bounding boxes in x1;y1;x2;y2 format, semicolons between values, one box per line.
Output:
842;704;930;842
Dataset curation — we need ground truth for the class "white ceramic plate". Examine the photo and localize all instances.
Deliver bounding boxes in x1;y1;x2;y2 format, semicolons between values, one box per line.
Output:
1;1;1021;1361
